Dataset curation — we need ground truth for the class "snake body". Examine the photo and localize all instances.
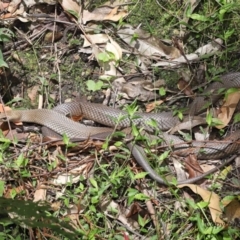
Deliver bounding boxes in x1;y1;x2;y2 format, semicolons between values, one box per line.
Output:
1;72;240;185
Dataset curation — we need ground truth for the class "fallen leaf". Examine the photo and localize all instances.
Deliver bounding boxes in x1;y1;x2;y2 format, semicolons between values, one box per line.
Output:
0;104;23;137
0;12;13;19
0;104;12;135
82;34;109;47
33;187;46;202
222;198;240;222
178;77;194;97
178;184;224;225
152;38;223;67
4;186;24;198
59;0;81;18
105;37;122;61
216;89;240;129
27;85;40;105
44;31;63;43
104;6;126;21
8;0;21;13
82;6;127;24
173;158;188;182
184;154;204;180
126;202;142;218
118;25;181;59
51;201;61;211
145;100;164;112
0;1;9;11
169;116;206;134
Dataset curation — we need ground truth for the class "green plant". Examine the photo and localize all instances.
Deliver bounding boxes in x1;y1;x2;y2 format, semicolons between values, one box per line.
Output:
0;28;14;68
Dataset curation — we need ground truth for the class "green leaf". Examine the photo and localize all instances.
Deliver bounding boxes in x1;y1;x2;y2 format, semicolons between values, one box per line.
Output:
225;87;240;96
127;188;138;197
97;52;112;63
10;189;17;199
138;215;146;227
67;10;79;19
0;28;14;42
179;130;192;141
211;118;223;126
0;180;5;197
159;87;166;96
20;169;31;177
134;172;148;180
234;113;240;123
134;193;149;201
0;50;8;68
91;196;99;204
86;80;104;92
89;178;98;190
189;13;209;22
173;109;185;121
185;4;193;17
223;29;234;40
206;112;212;126
159;151;170;161
197;201;209;209
38;76;48;86
177;111;183;120
106;50;116;61
219;3;234;21
131;124;140;137
114;141;123;147
63;133;70;145
15;153;28;167
89;205;96;213
130;33;138;44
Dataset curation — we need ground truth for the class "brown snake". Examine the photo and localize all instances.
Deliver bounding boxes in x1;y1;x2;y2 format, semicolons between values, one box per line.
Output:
1;72;240;185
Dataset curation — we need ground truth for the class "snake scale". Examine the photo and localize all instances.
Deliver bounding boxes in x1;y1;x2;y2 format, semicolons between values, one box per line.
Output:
1;72;240;185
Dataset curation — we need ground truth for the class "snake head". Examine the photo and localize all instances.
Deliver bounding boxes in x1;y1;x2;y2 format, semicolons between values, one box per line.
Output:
0;111;22;122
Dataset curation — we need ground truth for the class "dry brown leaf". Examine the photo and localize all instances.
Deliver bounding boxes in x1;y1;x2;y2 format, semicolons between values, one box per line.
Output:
184;154;204;179
0;104;24;138
119;79;159;102
104;6;126;21
201;163;218;173
27;85;40;105
59;0;81;18
222;198;240;222
178;184;224;225
118;25;181;59
172;158;187;182
0;104;12;135
153;38;223;67
216;90;240;129
0;12;13;19
145;100;164;112
8;0;21;13
82;34;109;47
178;78;194;97
11;2;25;17
51;201;61;211
126;202;142;218
33;187;46;202
4;186;24;198
169;116;206;134
0;1;9;11
44;31;63;43
82;6;127;24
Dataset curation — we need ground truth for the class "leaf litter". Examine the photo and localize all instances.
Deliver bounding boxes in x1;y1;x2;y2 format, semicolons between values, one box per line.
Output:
0;0;239;238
